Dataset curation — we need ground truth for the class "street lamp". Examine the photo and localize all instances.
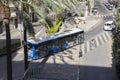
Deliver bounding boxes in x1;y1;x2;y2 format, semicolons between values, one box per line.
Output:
0;0;12;80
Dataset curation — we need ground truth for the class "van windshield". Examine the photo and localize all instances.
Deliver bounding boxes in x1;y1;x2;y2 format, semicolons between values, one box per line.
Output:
105;24;111;26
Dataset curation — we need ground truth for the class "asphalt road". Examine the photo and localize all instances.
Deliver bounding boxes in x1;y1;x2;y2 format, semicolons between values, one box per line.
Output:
79;40;117;80
78;0;118;80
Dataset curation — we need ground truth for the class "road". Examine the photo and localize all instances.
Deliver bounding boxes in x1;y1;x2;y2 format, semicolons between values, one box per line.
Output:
78;0;118;80
79;40;117;80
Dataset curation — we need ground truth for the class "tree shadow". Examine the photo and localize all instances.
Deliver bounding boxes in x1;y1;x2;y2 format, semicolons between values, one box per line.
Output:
0;49;118;80
21;63;117;80
0;38;20;48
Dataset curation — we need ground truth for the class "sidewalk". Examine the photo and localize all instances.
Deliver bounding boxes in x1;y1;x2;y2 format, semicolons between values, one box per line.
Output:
79;16;102;32
0;15;102;80
0;24;44;48
0;29;21;48
61;16;101;33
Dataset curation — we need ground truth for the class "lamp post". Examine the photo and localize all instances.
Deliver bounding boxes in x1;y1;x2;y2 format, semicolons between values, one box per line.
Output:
1;0;12;80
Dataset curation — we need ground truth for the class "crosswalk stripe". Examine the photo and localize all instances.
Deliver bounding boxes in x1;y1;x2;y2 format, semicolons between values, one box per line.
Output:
103;31;109;42
104;31;110;40
81;31;112;53
99;34;105;44
94;14;113;20
98;15;101;17
97;35;102;45
89;40;92;50
95;36;100;47
101;34;106;43
104;31;111;40
101;15;105;17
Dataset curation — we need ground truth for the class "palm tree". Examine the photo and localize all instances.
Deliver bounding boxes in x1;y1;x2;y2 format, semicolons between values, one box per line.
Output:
11;0;79;71
1;1;80;79
11;0;58;70
12;0;36;70
38;0;78;27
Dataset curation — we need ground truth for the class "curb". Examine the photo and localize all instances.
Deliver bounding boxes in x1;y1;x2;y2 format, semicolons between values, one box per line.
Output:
0;28;19;36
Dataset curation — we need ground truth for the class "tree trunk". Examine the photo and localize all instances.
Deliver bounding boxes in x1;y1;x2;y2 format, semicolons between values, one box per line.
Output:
24;28;28;71
2;0;12;79
31;12;35;22
4;18;12;80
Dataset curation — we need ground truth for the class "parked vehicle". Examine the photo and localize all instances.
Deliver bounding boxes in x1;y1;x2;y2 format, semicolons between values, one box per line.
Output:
92;7;98;15
103;21;116;31
106;4;113;10
103;2;113;10
108;0;116;5
103;2;109;6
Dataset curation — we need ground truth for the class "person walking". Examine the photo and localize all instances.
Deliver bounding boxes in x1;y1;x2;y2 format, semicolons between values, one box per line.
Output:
90;39;96;47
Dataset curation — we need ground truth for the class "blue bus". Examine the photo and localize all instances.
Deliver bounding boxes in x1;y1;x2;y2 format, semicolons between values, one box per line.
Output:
27;28;84;60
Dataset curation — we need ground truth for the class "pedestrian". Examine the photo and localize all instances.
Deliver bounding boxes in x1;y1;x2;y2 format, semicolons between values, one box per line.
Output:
90;39;95;47
79;49;83;57
74;16;79;28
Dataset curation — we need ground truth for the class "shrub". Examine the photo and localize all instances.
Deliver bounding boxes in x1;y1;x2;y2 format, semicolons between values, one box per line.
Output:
80;13;84;17
116;63;120;79
48;19;63;34
0;42;21;56
74;13;78;17
117;49;120;54
68;12;72;17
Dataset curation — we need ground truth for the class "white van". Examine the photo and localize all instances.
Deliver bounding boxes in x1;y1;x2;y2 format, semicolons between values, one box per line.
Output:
103;21;116;31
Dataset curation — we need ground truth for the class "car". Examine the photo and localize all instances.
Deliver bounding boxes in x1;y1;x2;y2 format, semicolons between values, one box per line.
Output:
103;21;116;31
103;2;113;10
92;7;98;15
106;4;113;10
103;2;109;6
92;7;98;12
108;0;116;5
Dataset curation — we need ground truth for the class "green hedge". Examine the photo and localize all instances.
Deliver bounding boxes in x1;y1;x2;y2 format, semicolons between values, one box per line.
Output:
0;42;21;56
116;63;120;80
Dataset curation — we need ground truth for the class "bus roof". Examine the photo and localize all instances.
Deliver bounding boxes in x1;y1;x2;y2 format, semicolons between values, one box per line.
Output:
27;28;84;45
